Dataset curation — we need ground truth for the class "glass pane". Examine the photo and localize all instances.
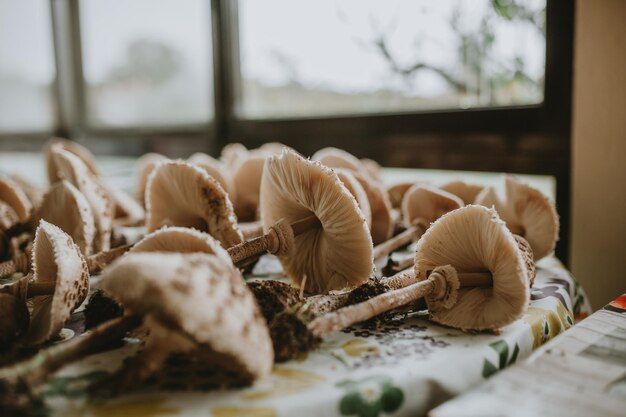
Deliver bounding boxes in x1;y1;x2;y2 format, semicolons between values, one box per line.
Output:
238;0;546;118
80;0;213;128
0;0;56;132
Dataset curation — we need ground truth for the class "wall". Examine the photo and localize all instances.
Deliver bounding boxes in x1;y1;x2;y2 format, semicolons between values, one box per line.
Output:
571;0;626;309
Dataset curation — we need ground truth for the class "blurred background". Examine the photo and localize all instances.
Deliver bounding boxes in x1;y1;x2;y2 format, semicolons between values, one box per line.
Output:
0;0;624;307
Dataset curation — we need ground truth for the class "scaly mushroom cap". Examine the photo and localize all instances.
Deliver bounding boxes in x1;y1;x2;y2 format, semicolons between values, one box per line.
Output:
45;138;100;184
260;149;374;293
131;226;231;265
35;180;95;256
232;152;267;221
27;220;89;344
146;160;243;248
401;184;464;227
414;205;529;331
135;152;168;204
51;146;114;252
440;180;484;205
475;176;559;261
312;147;365;176
335;168;372;227
102;252;273;381
352;172;393;245
0;177;32;225
188;152;236;202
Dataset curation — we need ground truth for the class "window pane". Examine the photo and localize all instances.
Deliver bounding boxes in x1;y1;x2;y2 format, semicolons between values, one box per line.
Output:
238;0;546;118
0;0;55;132
80;0;213;128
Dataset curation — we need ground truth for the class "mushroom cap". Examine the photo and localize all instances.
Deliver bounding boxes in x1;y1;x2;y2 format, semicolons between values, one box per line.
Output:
188;152;236;202
220;142;249;168
232;152;267;221
414;205;529;331
334;168;372;227
51;145;114;252
9;174;45;209
312;147;365;176
260;149;374;293
135;152;168;204
35;180;95;256
107;185;145;227
440;180;484;205
27;220;89;344
352;172;393;245
0;177;32;224
145;160;243;248
401;184;464;227
360;158;383;182
387;182;427;209
130;226;231;265
0;201;19;231
45;138;100;184
475;176;559;260
101;252;273;380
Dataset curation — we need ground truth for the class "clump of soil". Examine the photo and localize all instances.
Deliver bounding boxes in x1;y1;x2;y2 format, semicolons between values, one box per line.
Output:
346;279;391;305
83;290;124;330
247;280;301;323
268;309;320;362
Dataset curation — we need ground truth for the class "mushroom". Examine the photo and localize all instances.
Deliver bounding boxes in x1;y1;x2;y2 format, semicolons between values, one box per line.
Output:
188;152;236;202
50;145;114;252
334;168;372;227
0;177;32;232
308;205;530;334
232;151;267;221
108;185;145;227
135;152;168;205
475;175;559;261
440;180;484;205
0;293;30;349
8;175;45;209
360;158;383;183
352;171;394;245
220;142;248;168
0;221;90;345
312;147;366;177
372;185;463;264
145;160;243;248
45;137;100;183
252;149;374;293
33;180;95;256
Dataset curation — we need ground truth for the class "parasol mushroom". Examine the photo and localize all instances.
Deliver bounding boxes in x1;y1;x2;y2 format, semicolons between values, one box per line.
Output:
249;149;374;293
308;205;530;334
372;184;463;263
334;168;372;227
0;221;90;345
475;175;559;261
0;177;32;232
135;152;168;205
50;145;114;252
145;160;243;248
45;138;100;183
33;180;95;256
440;180;484;205
188;152;236;202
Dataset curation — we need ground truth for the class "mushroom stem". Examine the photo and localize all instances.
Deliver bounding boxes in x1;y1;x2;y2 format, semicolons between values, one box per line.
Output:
239;221;264;239
372;220;427;262
86;243;133;274
0;314;142;396
307;267;492;336
228;215;321;265
0;253;29;277
25;282;56;297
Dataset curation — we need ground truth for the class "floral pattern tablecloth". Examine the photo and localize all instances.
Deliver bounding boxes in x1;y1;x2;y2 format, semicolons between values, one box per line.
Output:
30;256;591;417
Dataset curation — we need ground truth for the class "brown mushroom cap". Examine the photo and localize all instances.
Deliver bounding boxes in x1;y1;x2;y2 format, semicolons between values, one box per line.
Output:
26;220;90;344
352;171;393;245
34;180;95;256
232;152;267;222
401;184;464;227
101;252;273;381
51;146;114;252
0;177;32;225
360;158;383;183
9;174;45;209
0;201;19;231
188;152;236;202
475;176;559;261
440;180;484;205
260;149;374;293
414;205;529;331
334;168;372;227
130;226;231;265
145;160;243;248
135;152;168;204
312;147;365;176
45;138;100;184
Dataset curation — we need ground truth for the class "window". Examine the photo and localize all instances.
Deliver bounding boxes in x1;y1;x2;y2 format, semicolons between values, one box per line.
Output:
0;0;56;132
237;0;546;119
80;0;213;128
